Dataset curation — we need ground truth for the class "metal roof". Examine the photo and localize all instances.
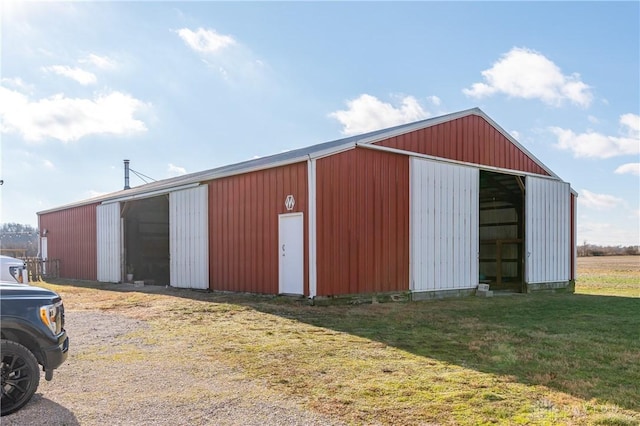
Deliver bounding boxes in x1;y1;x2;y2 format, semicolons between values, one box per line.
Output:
37;107;562;215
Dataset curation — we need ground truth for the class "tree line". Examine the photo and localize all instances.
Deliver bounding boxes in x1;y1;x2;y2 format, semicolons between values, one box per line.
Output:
578;241;639;257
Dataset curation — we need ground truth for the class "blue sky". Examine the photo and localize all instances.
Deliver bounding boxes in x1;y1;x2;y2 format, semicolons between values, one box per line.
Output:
1;1;638;246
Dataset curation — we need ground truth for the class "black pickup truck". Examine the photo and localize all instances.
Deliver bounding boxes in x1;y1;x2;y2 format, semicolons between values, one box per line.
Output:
1;282;69;416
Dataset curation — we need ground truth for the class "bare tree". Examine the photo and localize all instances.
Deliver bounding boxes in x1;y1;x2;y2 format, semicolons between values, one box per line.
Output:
0;223;39;257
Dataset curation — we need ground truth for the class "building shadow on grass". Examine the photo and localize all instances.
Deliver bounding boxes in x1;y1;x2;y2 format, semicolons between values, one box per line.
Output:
48;279;640;412
275;293;640;412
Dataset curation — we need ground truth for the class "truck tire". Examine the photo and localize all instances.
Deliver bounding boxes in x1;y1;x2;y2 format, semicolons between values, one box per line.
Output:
1;339;41;416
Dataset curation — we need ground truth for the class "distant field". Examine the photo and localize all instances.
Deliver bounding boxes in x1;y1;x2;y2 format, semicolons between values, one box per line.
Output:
576;255;640;297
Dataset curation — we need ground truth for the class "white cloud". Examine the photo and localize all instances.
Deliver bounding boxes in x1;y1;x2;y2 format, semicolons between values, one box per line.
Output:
168;163;187;176
176;28;268;86
620;113;640;138
216;65;230;81
510;130;521;140
329;94;430;136
427;95;441;106
463;47;593;107
578;189;623;210
42;159;55;170
43;65;97;85
80;54;117;70
1;77;33;92
551;128;638;158
578;221;640;246
175;28;236;54
551;113;640;158
614;163;640;176
0;87;149;142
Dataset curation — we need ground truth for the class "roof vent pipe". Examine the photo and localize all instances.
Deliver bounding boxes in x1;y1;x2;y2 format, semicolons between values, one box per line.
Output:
124;159;130;190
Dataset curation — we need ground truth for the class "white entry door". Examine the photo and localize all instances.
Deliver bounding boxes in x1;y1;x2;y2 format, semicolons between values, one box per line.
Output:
279;213;304;295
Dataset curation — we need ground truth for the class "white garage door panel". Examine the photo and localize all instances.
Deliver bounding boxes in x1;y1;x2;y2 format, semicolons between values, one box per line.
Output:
170;185;209;289
97;203;121;282
410;158;479;291
526;177;571;283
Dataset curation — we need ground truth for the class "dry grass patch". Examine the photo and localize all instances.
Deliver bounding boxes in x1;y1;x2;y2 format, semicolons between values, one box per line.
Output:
576;256;640;297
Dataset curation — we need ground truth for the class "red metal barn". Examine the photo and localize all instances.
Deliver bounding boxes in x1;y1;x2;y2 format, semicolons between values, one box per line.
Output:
38;108;577;299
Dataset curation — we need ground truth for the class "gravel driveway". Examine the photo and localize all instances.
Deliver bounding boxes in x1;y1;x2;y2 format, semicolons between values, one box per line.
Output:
3;310;344;426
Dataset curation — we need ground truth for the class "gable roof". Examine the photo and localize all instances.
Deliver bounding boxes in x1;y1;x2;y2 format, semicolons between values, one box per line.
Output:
38;107;561;215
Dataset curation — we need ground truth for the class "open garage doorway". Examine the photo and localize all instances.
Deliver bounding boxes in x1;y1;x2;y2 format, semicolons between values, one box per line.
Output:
479;170;525;292
122;196;170;285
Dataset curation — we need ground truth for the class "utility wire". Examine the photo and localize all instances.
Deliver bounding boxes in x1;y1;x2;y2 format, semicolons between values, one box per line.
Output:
129;168;157;184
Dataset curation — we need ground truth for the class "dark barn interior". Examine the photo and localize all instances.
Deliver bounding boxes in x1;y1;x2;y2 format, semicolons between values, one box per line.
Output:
122;196;170;285
479;170;525;292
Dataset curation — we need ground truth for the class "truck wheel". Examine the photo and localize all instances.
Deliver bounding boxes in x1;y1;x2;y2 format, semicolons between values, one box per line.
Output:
1;339;41;416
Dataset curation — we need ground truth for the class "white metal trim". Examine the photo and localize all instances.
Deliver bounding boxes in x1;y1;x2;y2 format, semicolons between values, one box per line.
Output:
409;159;415;291
120;216;125;280
573;195;578;280
307;143;356;160
102;183;200;204
307;159;317;298
199;156;311;181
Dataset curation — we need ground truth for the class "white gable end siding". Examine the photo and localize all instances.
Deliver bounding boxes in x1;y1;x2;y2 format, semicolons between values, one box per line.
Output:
410;158;479;291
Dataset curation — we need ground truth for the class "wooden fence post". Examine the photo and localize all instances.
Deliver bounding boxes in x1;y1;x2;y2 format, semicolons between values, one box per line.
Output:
23;258;60;281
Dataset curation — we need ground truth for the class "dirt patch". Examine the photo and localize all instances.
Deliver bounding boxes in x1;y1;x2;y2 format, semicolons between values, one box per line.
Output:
2;309;345;426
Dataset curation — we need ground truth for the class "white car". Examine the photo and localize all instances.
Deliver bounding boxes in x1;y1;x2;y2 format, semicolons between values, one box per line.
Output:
0;255;28;284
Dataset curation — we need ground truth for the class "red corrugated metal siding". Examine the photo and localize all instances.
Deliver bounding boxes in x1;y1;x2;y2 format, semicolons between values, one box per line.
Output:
316;148;409;296
208;162;308;294
378;115;550;176
38;203;98;280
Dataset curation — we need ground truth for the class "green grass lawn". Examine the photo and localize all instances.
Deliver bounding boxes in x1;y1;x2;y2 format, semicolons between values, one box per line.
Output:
237;292;639;425
43;256;639;425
